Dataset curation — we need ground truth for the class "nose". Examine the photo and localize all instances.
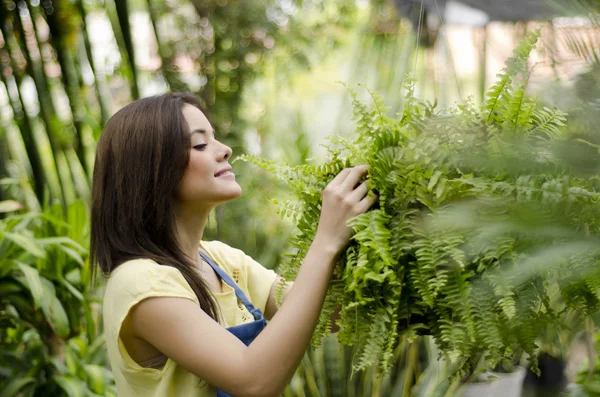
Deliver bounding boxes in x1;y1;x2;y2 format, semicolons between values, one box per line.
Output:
221;142;232;160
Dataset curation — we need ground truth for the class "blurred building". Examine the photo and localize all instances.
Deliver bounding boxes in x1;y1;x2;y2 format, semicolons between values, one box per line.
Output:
392;0;598;103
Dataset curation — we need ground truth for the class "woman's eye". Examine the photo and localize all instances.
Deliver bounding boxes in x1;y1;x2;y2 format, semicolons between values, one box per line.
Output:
193;144;207;151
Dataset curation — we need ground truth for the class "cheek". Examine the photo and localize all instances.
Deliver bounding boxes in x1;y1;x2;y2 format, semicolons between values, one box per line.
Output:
186;153;211;175
177;156;211;195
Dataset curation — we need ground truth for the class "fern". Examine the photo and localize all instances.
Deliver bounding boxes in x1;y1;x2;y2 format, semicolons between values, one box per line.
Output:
237;29;600;376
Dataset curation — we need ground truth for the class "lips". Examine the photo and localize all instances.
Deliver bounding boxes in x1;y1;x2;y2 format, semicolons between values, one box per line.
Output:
215;166;232;177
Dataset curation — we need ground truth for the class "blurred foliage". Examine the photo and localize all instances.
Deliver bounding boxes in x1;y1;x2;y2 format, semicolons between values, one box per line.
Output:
284;334;463;397
0;199;114;396
0;0;363;395
241;28;600;381
571;329;600;397
0;0;363;264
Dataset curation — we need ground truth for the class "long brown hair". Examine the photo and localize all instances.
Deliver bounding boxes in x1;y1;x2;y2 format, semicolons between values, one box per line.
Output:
90;92;218;321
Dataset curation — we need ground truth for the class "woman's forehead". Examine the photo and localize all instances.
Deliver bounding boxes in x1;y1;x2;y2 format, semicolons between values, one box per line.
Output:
182;104;212;134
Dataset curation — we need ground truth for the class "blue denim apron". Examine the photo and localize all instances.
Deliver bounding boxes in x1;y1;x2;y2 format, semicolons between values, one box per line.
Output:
198;251;267;397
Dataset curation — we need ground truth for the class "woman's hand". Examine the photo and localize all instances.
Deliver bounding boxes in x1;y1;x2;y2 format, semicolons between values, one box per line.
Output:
314;164;378;256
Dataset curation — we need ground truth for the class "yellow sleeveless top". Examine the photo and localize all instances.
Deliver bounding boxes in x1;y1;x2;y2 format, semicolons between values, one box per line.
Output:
102;240;278;397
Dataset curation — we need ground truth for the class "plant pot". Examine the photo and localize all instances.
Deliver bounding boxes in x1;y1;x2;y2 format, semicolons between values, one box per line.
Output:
459;366;527;397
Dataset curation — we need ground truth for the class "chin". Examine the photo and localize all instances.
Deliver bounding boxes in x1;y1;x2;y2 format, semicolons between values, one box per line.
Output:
224;186;243;201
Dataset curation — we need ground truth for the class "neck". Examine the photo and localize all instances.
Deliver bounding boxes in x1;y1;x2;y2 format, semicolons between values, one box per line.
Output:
173;203;213;266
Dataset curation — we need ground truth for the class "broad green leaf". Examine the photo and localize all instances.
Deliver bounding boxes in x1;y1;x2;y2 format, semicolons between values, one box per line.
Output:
12;211;41;233
7;293;35;316
53;375;86;397
435;177;447;199
37;212;70;229
37;237;86;252
0;259;17;278
84;364;107;394
60;276;84;301
0;200;25;213
87;334;107;363
84;304;97;343
0;177;19;185
67;200;88;244
427;170;442;191
65;268;82;285
40;278;70;338
68;334;87;358
65;345;86;378
0;377;36;397
51;356;68;373
59;245;85;266
3;232;45;258
17;263;44;310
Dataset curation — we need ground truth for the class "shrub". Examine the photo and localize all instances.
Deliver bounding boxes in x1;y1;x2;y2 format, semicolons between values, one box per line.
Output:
240;29;600;377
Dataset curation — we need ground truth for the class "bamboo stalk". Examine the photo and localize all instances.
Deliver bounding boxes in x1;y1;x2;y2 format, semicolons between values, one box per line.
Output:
479;25;488;104
10;4;68;205
3;121;40;210
0;9;45;202
38;2;88;176
146;0;188;92
12;5;62;152
76;0;111;127
106;0;139;99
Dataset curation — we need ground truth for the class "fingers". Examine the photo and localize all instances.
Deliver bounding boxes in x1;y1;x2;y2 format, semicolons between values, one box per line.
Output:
327;168;352;188
348;181;369;202
355;191;378;213
339;165;369;192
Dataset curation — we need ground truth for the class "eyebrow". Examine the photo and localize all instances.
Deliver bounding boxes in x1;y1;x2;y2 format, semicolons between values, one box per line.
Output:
191;128;215;135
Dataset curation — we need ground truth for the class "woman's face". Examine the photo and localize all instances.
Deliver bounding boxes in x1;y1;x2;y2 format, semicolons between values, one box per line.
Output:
175;104;242;208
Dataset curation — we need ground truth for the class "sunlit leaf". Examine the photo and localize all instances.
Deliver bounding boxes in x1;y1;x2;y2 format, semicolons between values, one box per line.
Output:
53;375;86;397
2;232;45;258
40;278;70;338
84;364;108;394
0;200;25;213
16;263;44;310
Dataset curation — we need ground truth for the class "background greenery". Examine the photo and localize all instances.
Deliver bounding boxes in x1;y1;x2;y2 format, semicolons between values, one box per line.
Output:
1;0;599;395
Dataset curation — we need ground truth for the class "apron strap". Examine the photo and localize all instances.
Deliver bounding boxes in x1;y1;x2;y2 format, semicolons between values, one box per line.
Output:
198;250;260;314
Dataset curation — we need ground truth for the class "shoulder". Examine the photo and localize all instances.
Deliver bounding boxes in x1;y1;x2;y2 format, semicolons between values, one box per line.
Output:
104;258;198;307
106;258;181;287
107;258;161;280
201;240;244;258
200;240;246;271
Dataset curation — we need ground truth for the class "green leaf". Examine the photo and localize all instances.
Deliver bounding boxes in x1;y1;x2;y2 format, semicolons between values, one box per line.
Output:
37;237;86;252
53;375;86;397
427;170;443;191
0;200;25;213
435;177;447;199
0;279;24;296
17;263;44;310
40;278;70;338
0;377;36;397
85;364;108;394
67;200;88;244
2;232;45;257
60;245;85;266
60;276;84;301
0;177;19;186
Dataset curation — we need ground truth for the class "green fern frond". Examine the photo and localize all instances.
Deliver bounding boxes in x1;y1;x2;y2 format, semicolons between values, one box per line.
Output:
484;28;542;123
242;28;600;378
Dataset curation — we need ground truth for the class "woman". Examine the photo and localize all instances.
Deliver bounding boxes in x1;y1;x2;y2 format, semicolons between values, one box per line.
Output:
90;92;376;397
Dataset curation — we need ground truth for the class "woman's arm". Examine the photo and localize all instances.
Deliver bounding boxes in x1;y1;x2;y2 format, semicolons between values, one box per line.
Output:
125;165;375;397
265;279;341;333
